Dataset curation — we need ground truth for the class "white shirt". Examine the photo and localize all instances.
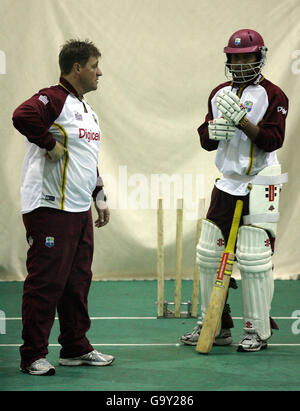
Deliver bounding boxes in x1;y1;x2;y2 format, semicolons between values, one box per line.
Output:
13;79;101;213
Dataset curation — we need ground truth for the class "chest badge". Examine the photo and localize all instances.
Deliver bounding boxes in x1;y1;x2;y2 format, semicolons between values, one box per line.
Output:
75;112;83;121
244;101;253;113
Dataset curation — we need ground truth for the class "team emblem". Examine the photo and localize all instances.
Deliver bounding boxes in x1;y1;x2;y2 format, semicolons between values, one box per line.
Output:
45;236;55;248
244;101;253;113
75;112;83;121
234;37;241;46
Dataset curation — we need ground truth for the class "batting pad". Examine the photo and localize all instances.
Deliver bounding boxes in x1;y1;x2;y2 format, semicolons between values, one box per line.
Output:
236;225;273;341
244;164;287;238
196;219;225;319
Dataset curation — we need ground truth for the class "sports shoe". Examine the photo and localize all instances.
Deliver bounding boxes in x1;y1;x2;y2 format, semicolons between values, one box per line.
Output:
20;358;55;376
237;328;267;352
59;349;114;366
180;321;232;346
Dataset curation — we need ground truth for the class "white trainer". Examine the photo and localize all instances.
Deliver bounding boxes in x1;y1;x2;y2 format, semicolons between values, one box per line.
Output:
237;328;268;352
59;349;114;366
180;322;232;346
21;358;55;376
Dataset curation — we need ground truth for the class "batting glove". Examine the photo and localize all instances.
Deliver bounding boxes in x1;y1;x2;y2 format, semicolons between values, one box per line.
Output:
208;117;236;141
216;90;247;126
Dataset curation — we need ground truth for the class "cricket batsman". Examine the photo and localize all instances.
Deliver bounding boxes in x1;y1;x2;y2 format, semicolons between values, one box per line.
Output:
181;29;288;352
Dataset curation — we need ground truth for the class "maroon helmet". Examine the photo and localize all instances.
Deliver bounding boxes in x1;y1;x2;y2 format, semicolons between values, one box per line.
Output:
224;29;267;83
224;29;265;54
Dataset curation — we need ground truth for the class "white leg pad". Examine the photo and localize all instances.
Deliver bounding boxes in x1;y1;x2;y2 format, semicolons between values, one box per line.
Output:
196;219;225;319
236;225;273;341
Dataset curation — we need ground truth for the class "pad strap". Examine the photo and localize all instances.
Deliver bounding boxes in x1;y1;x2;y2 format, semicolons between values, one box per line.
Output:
223;172;288;185
243;213;280;224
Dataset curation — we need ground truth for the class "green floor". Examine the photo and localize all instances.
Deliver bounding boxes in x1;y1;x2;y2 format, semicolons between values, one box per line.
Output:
0;280;300;391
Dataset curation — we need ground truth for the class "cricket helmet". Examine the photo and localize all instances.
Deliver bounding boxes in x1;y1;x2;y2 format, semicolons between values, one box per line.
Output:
224;29;267;83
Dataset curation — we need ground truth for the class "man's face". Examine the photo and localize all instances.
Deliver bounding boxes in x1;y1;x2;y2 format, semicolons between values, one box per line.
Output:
78;56;102;94
230;53;258;83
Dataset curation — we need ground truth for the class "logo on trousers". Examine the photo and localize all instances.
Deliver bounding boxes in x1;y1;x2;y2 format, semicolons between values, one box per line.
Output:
45;237;55;248
291;310;300;335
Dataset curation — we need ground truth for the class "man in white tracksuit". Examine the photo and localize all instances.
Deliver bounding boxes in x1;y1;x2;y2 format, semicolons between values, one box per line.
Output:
181;29;288;352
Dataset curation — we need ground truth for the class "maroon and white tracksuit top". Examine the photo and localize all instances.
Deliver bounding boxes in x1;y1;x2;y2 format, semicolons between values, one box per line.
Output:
13;77;102;213
198;76;289;196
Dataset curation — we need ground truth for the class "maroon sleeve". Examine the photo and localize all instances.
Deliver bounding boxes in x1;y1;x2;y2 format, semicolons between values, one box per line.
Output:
12;85;68;151
197;82;231;152
254;79;289;152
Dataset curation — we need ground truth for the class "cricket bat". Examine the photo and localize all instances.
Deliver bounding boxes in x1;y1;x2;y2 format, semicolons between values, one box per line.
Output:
196;199;243;354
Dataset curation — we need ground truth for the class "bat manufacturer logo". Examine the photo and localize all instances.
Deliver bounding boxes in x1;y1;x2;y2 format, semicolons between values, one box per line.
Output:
217;253;229;281
265;185;277;201
217;238;224;247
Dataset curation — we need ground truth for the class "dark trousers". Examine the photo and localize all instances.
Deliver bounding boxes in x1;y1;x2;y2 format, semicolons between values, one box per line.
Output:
20;207;94;368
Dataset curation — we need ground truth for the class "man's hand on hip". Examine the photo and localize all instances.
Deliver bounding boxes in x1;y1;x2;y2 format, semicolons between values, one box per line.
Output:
46;141;66;161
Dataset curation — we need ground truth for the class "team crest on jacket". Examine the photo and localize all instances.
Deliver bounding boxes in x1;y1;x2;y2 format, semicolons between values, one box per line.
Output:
45;236;55;248
244;101;253;113
75;112;83;121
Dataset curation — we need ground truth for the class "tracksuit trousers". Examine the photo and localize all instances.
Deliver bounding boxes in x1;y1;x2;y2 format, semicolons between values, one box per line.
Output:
20;207;94;368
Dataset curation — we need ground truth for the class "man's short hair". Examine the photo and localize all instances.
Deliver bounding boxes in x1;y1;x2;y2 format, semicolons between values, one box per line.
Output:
59;39;101;75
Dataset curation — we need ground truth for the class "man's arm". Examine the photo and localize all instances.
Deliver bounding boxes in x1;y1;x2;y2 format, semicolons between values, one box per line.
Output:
217;86;289;152
92;172;110;227
12;86;68;160
13;93;57;150
242;90;289;152
198;120;219;151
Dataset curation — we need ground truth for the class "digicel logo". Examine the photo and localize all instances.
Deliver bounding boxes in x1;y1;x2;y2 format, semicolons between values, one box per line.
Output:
79;128;100;142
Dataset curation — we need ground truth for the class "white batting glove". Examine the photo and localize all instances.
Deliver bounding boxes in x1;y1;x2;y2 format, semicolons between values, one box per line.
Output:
208;117;236;141
216;90;247;126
